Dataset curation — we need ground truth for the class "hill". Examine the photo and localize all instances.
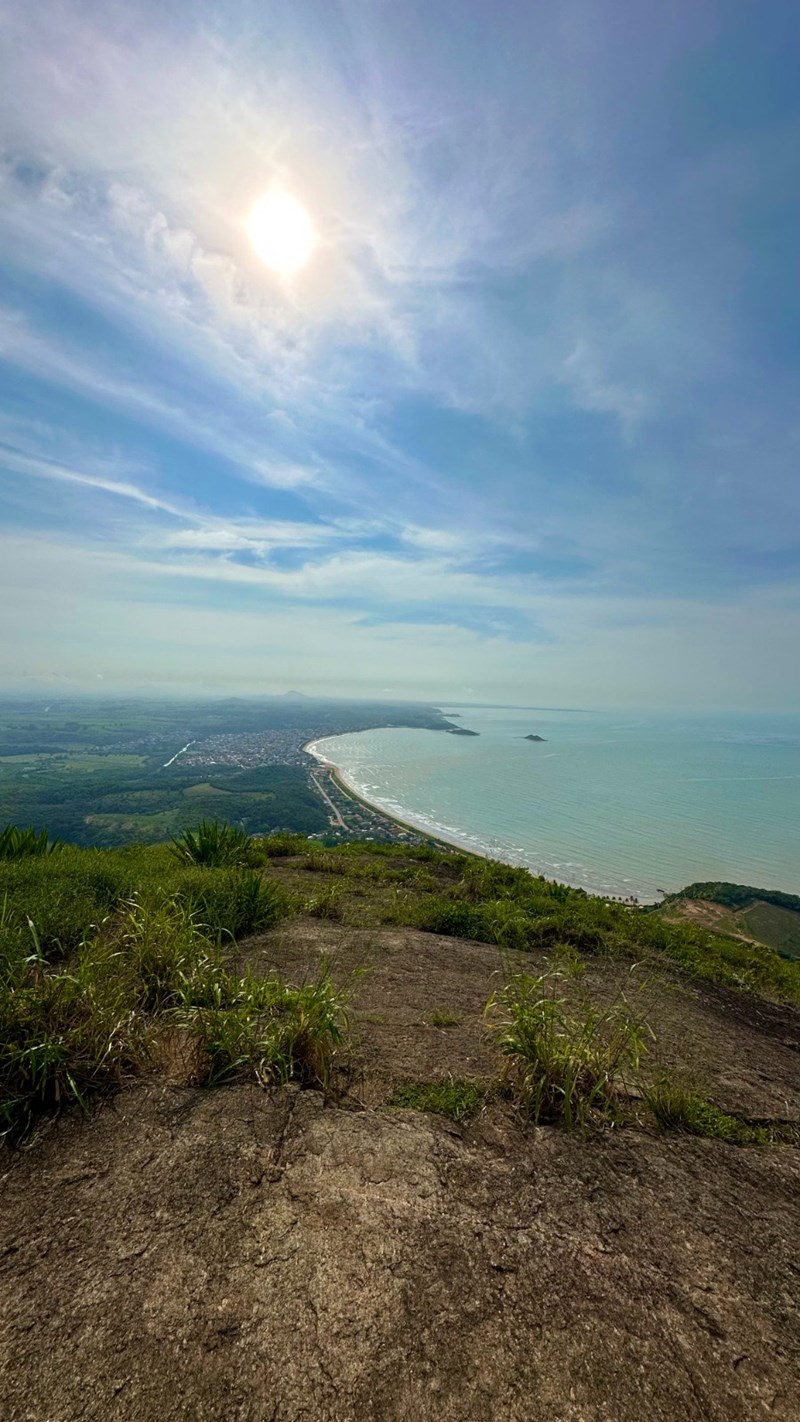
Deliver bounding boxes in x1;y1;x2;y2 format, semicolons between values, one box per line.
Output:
1;835;799;1419
662;881;800;960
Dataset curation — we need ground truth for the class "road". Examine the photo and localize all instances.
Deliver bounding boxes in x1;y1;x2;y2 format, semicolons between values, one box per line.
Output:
310;770;348;829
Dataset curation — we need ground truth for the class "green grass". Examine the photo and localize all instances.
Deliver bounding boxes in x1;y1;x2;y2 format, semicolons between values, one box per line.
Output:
259;832;313;858
181;961;349;1089
0;843;289;962
0;936;150;1143
389;1079;486;1122
429;1010;460;1028
1;828;798;1144
737;902;800;959
0;877;345;1142
386;857;800;1004
641;1075;788;1145
489;966;653;1129
305;885;346;921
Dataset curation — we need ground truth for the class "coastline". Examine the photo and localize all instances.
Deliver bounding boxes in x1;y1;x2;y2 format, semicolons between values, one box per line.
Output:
304;739;481;858
304;733;660;903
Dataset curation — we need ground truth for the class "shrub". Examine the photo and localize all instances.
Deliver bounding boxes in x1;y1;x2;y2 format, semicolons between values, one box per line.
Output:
488;967;653;1129
170;819;254;868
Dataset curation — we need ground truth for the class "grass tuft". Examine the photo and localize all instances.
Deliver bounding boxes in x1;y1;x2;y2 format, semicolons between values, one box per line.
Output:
641;1074;787;1145
305;885;345;921
429;1009;460;1028
0;937;149;1144
389;1079;486;1122
180;960;349;1089
489;966;653;1129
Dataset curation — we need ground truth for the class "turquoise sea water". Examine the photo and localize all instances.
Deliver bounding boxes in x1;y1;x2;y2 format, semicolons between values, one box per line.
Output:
308;708;800;901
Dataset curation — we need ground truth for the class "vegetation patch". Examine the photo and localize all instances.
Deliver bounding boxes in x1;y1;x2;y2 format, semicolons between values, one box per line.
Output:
642;1075;799;1146
259;832;313;858
171;819;255;867
182;962;349;1089
305;885;346;921
489;966;653;1130
384;856;800;1004
0;824;63;861
389;1079;486;1122
429;1010;460;1028
0;828;317;1142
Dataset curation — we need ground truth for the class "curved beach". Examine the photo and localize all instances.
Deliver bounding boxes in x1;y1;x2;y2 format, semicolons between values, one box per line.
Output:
304;740;485;859
304;733;641;898
304;711;800;903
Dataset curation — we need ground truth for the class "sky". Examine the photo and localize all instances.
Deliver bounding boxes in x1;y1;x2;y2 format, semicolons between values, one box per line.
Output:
1;0;799;709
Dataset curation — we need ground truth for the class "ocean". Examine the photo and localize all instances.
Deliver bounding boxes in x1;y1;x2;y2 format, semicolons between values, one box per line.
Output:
307;707;800;901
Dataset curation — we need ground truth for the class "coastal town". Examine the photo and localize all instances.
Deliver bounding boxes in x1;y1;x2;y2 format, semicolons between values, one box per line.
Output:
173;727;431;846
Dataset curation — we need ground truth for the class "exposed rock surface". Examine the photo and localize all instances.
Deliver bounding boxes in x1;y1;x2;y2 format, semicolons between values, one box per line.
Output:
2;1082;799;1422
2;922;799;1421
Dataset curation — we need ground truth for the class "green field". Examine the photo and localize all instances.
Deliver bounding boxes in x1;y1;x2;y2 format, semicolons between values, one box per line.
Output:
737;902;800;959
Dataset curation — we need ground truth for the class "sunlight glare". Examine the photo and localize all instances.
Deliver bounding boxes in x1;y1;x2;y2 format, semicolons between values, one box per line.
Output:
248;190;316;273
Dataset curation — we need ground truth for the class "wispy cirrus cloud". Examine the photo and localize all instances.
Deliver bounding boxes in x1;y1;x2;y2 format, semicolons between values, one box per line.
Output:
0;0;798;704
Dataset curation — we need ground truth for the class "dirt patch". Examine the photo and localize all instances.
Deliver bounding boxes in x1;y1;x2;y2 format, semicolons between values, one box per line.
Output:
662;899;756;941
2;1082;799;1421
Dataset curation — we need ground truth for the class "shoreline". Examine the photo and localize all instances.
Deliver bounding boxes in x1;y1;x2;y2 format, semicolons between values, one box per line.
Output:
304;740;479;858
304;736;652;902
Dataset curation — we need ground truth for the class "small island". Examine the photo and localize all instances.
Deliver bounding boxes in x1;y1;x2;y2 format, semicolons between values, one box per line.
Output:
447;726;479;736
522;734;546;742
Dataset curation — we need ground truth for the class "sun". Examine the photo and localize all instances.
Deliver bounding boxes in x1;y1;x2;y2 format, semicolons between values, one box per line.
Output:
248;190;316;273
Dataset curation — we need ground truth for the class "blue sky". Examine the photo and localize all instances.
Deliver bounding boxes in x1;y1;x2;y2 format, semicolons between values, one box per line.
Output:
1;0;798;707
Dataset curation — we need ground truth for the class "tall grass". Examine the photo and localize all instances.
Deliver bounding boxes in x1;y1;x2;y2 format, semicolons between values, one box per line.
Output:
0;847;289;963
0;937;149;1143
488;965;653;1129
0;888;348;1141
181;961;349;1089
180;868;288;939
0;838;316;1142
